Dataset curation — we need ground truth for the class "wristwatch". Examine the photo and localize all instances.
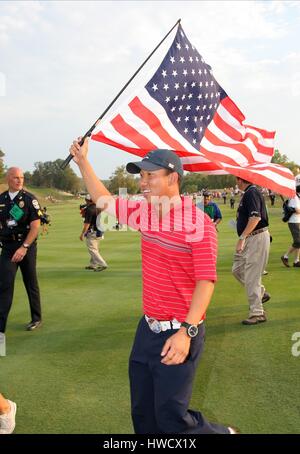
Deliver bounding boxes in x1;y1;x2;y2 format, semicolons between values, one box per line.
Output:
181;322;199;338
22;243;30;249
239;234;246;240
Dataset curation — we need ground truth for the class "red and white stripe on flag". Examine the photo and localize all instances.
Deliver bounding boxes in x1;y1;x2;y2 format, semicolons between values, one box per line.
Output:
91;88;295;197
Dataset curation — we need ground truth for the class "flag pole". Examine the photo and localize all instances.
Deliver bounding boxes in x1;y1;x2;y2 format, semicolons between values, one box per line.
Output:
61;19;181;169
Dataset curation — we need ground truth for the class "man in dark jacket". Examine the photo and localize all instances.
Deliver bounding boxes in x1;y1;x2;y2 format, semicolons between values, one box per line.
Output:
232;177;270;325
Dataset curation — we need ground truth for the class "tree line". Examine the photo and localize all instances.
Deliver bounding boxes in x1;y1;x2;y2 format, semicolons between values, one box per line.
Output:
23;160;82;193
0;149;4;180
107;165;237;194
0;152;82;193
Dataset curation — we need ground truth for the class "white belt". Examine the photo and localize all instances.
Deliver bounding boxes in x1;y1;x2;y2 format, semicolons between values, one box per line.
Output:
145;315;203;334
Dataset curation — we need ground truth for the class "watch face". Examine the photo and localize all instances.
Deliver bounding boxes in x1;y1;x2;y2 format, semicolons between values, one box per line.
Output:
187;325;198;338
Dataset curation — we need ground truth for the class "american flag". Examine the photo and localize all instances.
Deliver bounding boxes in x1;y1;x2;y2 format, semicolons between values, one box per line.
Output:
91;24;295;197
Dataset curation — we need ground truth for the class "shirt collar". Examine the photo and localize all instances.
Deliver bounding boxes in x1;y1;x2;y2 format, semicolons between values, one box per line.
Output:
244;184;255;193
8;190;20;200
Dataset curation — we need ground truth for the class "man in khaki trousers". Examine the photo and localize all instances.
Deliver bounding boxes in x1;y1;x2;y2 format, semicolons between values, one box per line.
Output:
232;178;270;325
80;195;108;272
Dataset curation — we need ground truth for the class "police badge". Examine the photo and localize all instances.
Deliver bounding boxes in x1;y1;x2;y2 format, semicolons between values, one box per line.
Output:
32;199;40;210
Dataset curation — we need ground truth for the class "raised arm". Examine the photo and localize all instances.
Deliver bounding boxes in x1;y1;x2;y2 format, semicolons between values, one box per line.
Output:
69;137;114;206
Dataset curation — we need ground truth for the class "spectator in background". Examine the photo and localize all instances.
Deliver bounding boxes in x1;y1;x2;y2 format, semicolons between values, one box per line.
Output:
268;190;276;207
40;207;51;236
281;182;300;268
232;177;270;325
230;193;235;209
197;191;222;230
221;190;227;204
80;194;108;272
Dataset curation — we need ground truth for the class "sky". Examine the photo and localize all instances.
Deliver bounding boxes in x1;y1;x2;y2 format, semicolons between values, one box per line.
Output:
1;0;300;179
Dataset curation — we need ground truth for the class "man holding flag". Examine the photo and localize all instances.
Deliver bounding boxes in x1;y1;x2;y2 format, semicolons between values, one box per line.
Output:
76;21;295;329
63;19;296;434
70;138;236;434
62;22;295;197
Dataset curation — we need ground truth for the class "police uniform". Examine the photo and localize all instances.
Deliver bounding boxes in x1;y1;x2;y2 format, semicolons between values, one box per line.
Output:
0;189;42;333
232;185;270;318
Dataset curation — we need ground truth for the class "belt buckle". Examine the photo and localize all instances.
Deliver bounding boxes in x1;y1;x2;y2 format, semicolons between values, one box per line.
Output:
147;317;162;334
160;321;172;331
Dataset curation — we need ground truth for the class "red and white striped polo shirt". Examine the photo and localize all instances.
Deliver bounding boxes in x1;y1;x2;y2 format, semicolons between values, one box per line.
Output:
116;196;217;322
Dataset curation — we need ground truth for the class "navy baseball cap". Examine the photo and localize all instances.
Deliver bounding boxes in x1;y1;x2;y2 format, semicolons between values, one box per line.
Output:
126;149;183;177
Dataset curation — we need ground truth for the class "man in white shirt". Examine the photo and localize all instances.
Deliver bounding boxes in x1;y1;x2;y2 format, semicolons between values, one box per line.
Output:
281;182;300;268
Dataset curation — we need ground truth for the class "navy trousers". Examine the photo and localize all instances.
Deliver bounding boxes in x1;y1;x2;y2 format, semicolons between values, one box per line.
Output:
129;317;229;434
0;242;42;333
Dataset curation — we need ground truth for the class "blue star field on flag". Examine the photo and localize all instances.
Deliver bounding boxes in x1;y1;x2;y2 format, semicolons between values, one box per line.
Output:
145;24;227;151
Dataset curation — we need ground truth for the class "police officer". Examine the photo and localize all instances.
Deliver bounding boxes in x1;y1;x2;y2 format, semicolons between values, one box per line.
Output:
0;167;42;333
232;177;270;325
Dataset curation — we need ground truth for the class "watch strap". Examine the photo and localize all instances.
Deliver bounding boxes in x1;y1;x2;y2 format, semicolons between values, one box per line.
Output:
181;322;199;338
181;322;190;329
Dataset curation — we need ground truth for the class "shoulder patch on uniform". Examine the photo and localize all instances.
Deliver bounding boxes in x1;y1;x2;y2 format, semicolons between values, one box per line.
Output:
32;199;40;210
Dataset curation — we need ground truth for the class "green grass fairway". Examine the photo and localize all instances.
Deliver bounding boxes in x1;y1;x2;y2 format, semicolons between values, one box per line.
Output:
0;198;299;434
